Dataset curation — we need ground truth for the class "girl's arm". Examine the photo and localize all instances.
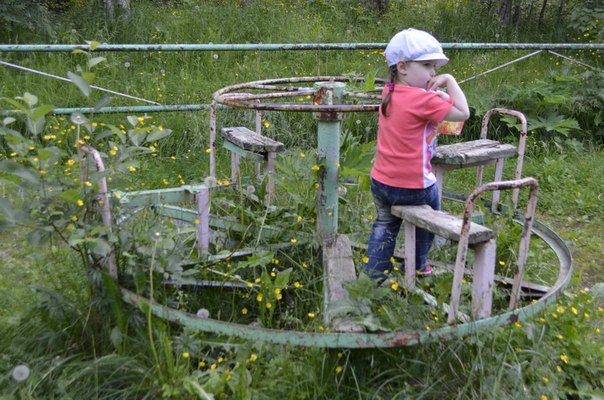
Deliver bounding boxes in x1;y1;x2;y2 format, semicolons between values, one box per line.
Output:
428;74;470;121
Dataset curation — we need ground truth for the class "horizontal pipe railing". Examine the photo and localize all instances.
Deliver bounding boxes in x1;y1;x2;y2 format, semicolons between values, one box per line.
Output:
0;43;602;53
1;42;600;116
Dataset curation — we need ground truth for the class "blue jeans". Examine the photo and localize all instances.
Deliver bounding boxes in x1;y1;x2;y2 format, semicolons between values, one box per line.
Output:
363;178;440;281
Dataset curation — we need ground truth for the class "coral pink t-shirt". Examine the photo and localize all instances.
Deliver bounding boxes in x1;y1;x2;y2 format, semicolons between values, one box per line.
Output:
371;85;454;189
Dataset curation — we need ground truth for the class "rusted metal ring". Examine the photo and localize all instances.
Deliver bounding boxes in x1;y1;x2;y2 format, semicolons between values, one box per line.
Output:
120;215;572;348
212;76;381;112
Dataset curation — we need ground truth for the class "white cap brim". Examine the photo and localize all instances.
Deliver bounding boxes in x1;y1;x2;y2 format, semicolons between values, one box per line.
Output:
411;53;449;67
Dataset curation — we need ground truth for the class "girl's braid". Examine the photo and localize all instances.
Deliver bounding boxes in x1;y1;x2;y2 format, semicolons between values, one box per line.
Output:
380;65;398;116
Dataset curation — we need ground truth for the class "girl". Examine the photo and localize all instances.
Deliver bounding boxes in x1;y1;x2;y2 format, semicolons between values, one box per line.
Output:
363;28;470;282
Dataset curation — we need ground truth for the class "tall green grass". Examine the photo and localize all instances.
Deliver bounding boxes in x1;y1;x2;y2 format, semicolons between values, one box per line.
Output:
1;1;603;399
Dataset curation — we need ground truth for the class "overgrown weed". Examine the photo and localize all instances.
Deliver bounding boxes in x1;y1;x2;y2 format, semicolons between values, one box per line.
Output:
1;1;603;399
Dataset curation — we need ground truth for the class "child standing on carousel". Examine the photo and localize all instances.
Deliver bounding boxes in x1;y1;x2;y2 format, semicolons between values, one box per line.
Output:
363;28;470;282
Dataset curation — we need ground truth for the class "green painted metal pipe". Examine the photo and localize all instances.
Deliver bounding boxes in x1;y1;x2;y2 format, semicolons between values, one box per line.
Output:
313;81;346;239
0;43;601;53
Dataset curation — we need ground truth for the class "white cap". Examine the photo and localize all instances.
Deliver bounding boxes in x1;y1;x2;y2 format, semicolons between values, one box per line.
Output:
384;28;449;67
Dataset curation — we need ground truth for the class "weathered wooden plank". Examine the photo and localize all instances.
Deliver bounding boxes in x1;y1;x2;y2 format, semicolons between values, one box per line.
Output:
391;205;494;245
221;126;284;153
323;234;364;333
471;238;497;319
433;139;516;165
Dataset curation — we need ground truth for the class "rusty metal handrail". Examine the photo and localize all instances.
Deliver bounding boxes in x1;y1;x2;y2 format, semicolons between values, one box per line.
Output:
448;177;539;324
478;108;529;207
213;76;380;112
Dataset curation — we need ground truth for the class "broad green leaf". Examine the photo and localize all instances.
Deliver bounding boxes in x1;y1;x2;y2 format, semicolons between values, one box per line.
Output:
94;96;113;111
274;267;292;288
58;188;82;202
363;69;377;92
81;71;95;84
89;238;112;256
233;251;274;272
68;71;91;97
110;326;123;349
28;228;52;246
72;49;87;55
90;225;111;236
95;126;124;142
26;114;45;135
17;92;38;107
37;146;61;161
145;127;172;143
358;174;371;191
128;130;146;146
2;117;16;126
0;160;40;185
0;197;28;228
127;115;139;127
30;104;56;121
88;56;106;68
0;126;27;140
2;98;28;113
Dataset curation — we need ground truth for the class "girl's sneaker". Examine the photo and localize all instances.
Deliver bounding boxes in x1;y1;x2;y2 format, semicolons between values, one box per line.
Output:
416;265;433;277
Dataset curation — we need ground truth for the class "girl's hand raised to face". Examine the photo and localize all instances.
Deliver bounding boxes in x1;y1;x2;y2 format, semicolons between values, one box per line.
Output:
428;74;470;121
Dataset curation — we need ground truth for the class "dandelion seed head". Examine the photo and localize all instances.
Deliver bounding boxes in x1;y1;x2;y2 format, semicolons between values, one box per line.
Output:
11;365;30;382
70;113;87;125
204;176;217;187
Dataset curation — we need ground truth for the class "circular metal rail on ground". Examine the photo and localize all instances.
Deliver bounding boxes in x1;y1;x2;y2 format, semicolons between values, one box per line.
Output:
120;216;572;348
117;76;572;348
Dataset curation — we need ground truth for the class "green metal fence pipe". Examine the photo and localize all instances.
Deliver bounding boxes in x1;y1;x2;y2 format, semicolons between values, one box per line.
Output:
0;104;226;116
0;43;602;53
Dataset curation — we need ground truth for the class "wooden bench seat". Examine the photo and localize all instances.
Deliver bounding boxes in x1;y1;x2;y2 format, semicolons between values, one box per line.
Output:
221;126;285;155
391;205;494;245
433;139;517;167
221;127;284;206
432;139;518;209
391;204;496;324
432;109;528;210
